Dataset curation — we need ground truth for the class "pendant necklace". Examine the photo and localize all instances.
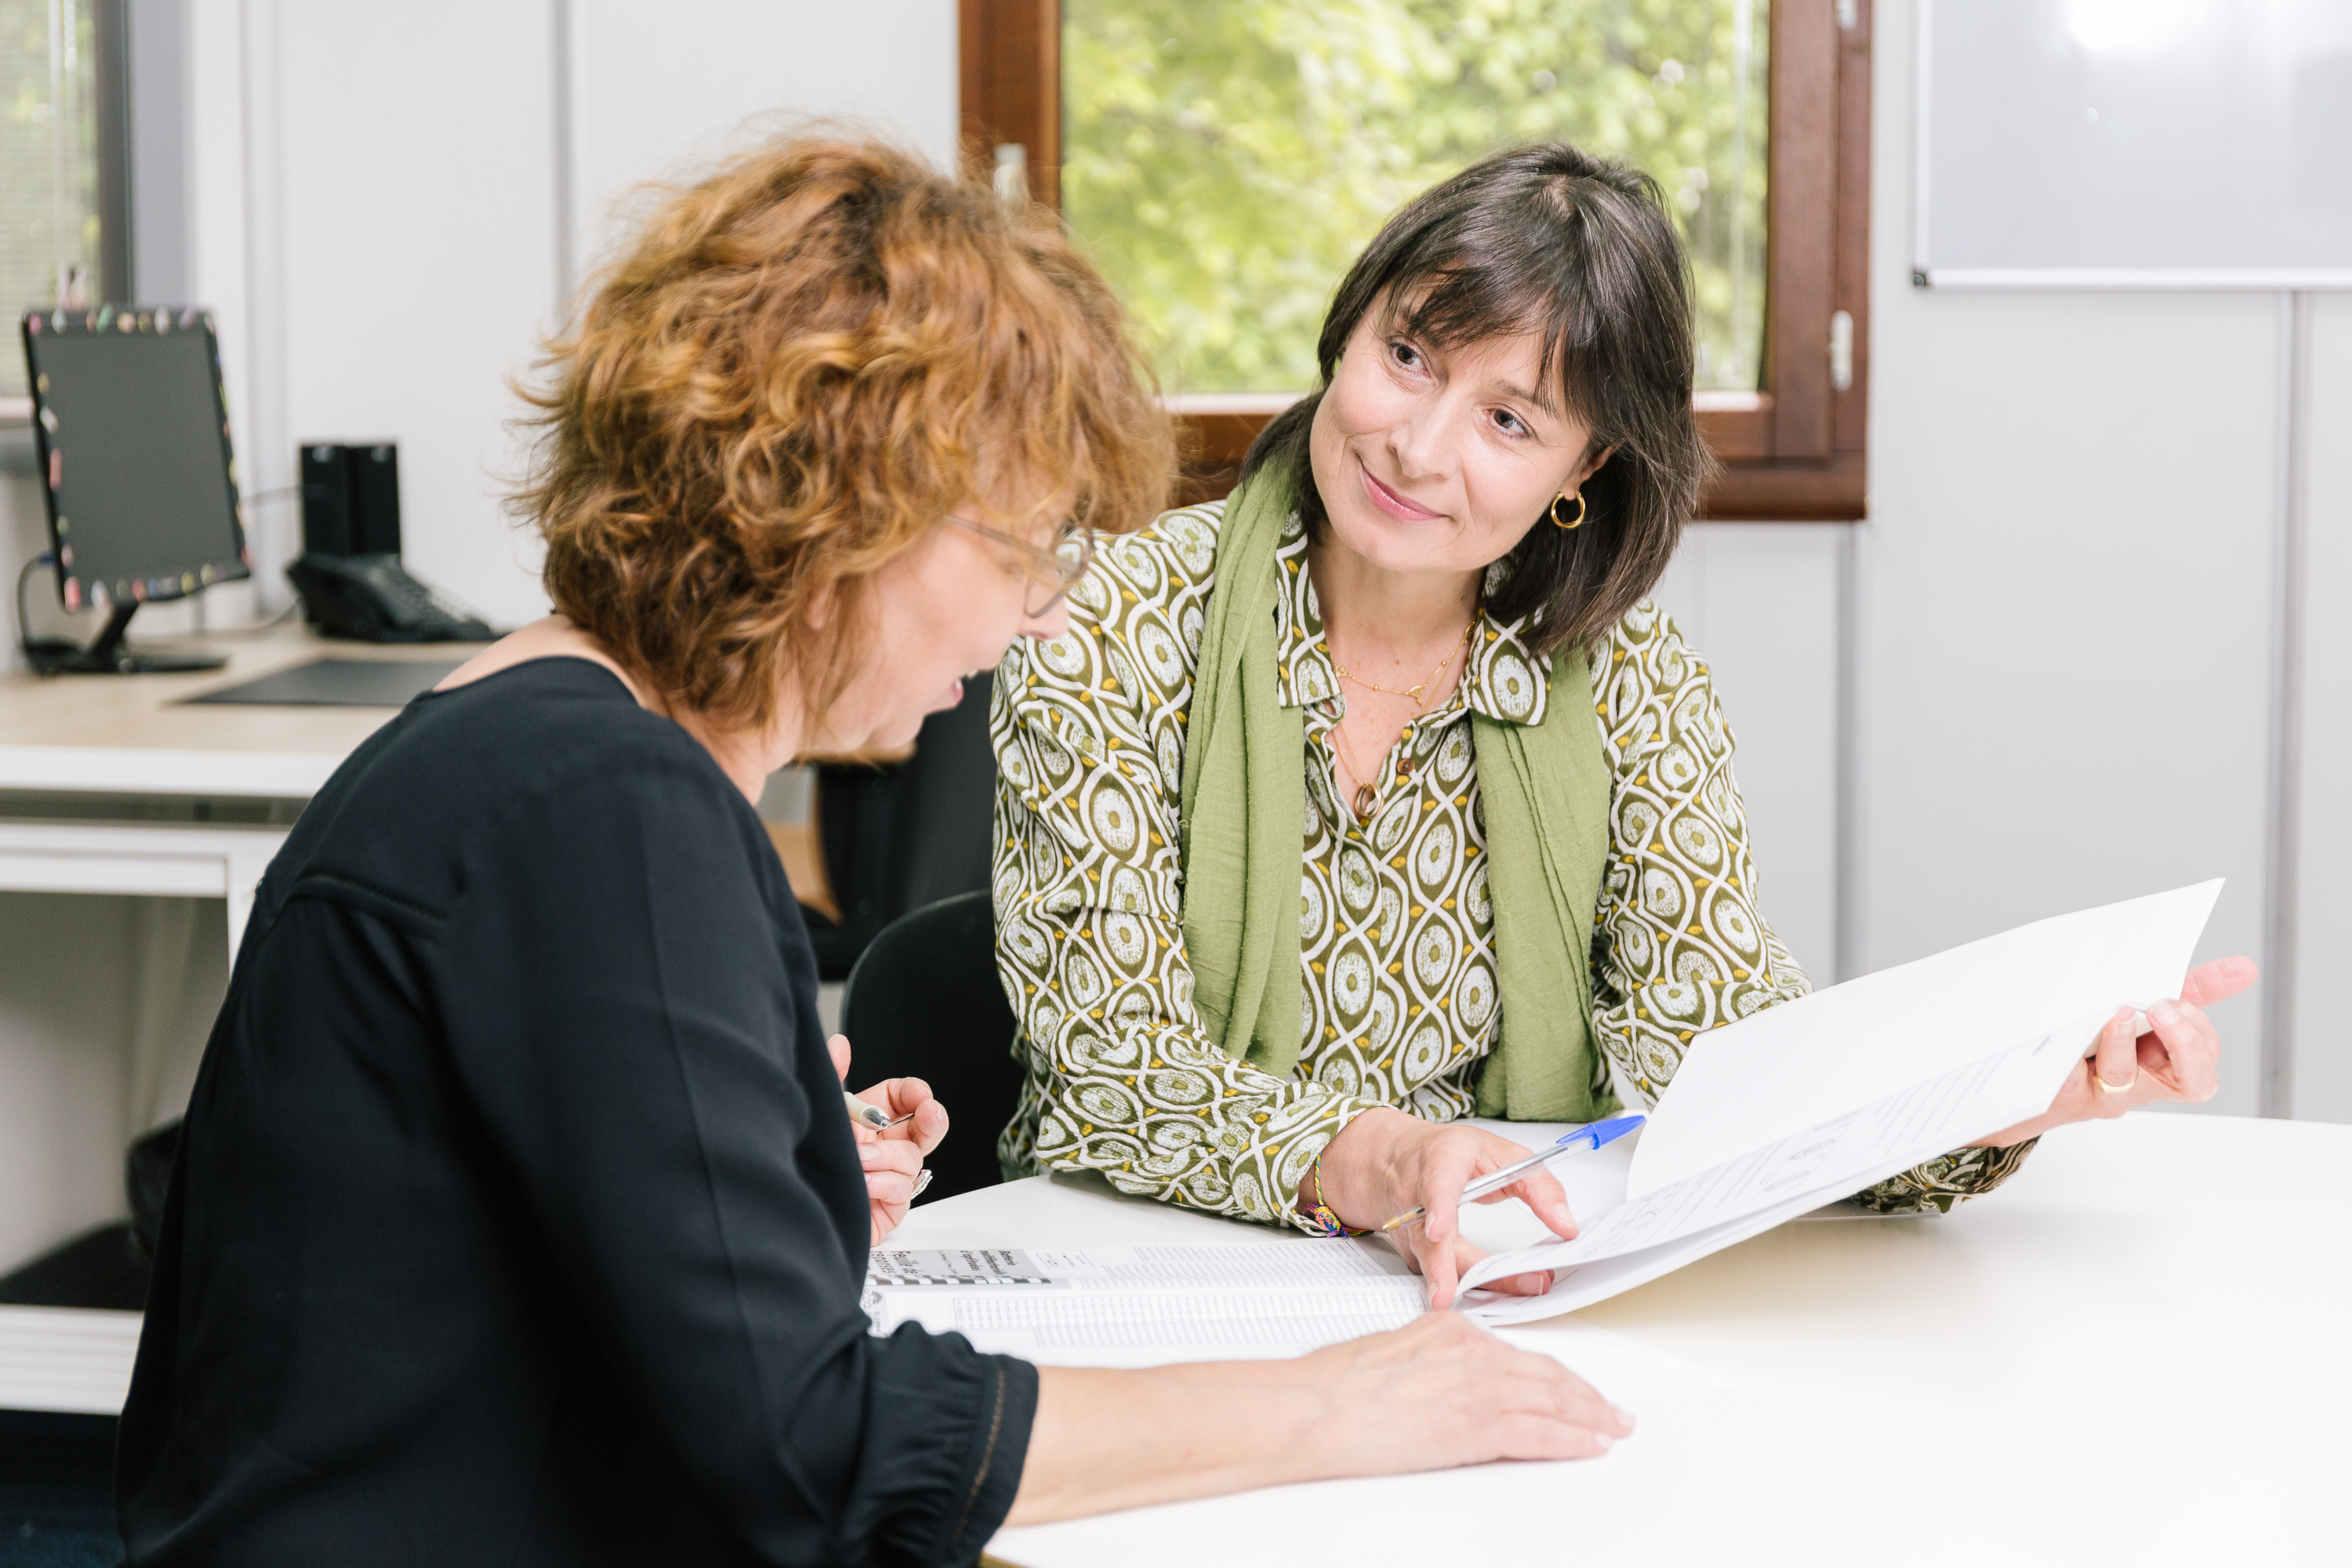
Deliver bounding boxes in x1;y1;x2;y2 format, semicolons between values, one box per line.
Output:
1325;615;1477;826
1327;724;1383;826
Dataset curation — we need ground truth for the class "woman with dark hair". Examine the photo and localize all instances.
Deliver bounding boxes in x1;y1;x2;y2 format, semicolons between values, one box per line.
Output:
114;137;1633;1568
991;142;2245;1306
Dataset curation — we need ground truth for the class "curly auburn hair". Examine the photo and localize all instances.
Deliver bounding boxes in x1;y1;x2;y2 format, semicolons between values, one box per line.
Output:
515;135;1173;734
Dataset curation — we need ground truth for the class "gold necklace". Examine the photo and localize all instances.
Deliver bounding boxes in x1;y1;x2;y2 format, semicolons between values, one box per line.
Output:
1331;619;1476;707
1326;724;1383;825
1323;618;1476;825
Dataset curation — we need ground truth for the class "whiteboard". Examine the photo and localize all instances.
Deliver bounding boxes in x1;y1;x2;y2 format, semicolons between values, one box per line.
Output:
1914;0;2352;289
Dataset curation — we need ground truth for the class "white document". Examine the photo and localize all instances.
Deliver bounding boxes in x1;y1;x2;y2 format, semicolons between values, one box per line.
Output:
863;1240;1731;1401
865;1241;1425;1365
1453;879;2223;1313
868;882;2223;1356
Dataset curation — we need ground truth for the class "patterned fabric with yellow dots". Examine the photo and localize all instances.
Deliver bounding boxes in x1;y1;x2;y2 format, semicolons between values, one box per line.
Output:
989;501;2034;1229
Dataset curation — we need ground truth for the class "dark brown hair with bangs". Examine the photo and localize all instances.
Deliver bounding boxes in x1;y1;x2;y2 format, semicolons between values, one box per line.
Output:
1241;141;1710;655
515;136;1173;735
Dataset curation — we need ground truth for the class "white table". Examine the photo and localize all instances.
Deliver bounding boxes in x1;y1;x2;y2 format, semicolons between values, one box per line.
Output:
17;1114;2341;1559
914;1112;2350;1568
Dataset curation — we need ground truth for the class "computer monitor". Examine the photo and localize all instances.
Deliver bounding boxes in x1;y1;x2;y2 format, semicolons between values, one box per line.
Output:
19;305;251;673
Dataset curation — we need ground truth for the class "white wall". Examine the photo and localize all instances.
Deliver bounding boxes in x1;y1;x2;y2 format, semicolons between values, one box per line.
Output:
268;2;561;630
1862;2;2343;1121
566;0;956;282
1657;525;1846;989
2292;294;2352;1119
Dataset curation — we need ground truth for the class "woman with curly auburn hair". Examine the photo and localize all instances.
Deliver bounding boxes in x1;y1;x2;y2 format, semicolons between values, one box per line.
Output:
115;136;1630;1568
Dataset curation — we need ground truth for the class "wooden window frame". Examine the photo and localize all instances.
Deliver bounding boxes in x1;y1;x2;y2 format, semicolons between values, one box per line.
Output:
962;0;1869;521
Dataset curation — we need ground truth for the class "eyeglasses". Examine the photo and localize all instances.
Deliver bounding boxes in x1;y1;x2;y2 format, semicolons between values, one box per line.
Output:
948;514;1095;617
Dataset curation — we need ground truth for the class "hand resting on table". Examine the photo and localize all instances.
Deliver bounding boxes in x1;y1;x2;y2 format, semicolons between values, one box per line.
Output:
1009;1309;1631;1523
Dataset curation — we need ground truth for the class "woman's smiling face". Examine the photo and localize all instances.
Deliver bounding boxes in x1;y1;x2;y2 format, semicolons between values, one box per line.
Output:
1308;308;1609;579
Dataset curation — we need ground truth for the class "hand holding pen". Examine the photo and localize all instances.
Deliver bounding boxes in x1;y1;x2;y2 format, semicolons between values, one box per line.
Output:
827;1033;948;1244
1379;1115;1646;1233
1305;1108;1596;1311
842;1091;916;1132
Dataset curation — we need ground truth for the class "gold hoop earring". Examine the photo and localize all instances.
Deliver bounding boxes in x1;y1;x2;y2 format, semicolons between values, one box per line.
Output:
1549;491;1587;530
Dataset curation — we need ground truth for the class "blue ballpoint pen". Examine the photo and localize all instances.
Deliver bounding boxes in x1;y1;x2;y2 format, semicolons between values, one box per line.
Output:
1377;1113;1647;1232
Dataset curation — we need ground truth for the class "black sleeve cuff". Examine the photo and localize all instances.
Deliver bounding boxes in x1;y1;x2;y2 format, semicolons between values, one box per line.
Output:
942;1355;1036;1566
857;1330;1039;1568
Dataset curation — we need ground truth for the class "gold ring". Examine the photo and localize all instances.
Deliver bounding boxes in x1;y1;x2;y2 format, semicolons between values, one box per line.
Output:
2094;1070;2137;1094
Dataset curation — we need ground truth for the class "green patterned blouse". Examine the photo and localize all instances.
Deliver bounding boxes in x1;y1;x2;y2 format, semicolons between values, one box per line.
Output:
989;502;2031;1229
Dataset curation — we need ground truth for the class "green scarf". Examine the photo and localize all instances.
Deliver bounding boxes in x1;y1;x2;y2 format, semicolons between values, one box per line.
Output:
1176;471;1621;1123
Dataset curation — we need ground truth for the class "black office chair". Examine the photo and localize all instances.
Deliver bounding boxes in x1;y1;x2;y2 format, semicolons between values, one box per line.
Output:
840;891;1022;1206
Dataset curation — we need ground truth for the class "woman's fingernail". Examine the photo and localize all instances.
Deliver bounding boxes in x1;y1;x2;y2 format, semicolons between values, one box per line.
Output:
2151;999;2180;1026
1592;1431;1614;1451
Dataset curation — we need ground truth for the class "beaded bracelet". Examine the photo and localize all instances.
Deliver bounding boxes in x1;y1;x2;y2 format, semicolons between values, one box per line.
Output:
1299;1145;1367;1237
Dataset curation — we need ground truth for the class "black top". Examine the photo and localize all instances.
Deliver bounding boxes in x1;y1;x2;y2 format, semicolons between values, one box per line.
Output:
117;659;1034;1567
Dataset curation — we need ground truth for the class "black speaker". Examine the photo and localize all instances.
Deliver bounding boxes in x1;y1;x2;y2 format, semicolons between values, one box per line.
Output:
299;441;402;557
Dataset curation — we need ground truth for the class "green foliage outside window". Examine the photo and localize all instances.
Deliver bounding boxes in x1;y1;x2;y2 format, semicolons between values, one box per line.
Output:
2;0;101;392
1062;0;1768;396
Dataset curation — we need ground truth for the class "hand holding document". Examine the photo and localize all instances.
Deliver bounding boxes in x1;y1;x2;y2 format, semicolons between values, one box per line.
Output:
866;881;2225;1362
1450;878;2226;1316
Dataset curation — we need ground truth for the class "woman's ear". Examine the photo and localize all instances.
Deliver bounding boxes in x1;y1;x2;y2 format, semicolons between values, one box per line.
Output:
1573;444;1617;492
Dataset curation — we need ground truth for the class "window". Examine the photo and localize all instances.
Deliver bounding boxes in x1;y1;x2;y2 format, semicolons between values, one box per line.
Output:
962;0;1869;518
1063;0;1768;397
1;0;128;395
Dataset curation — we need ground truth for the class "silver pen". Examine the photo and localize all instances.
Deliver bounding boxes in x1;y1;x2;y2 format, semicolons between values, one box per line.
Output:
842;1090;914;1131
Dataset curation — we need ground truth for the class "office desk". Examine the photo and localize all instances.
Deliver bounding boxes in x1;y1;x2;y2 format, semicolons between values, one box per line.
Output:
941;1112;2348;1568
0;622;441;796
0;625;482;938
